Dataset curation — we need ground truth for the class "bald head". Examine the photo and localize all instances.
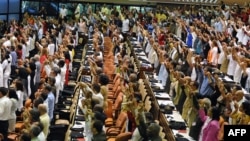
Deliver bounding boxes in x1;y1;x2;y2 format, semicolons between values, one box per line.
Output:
129;73;137;83
38;104;47;114
34;54;40;61
235;90;244;102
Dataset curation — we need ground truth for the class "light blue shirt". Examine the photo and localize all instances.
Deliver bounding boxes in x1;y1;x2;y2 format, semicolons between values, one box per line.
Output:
45;92;55;121
199;75;215;96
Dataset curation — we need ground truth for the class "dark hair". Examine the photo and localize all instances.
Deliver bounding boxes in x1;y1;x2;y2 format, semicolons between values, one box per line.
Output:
205;66;213;73
48;77;56;85
44;84;52;92
35;121;44;132
93;105;104;113
52;67;61;75
58;59;65;68
193;95;200;110
192;81;199;89
94;111;106;124
8;88;18;100
64;51;71;61
233;84;242;91
29;109;41;122
99;74;109;85
211;106;221;121
148;123;160;137
0;87;8;96
92;83;101;93
145;112;154;122
33;97;44;108
15;80;24;91
93;120;104;133
20;132;31;141
30;125;41;137
241;101;250;116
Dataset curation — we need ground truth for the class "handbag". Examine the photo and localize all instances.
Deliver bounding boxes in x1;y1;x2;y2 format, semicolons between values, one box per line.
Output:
169;121;187;130
70;131;84;138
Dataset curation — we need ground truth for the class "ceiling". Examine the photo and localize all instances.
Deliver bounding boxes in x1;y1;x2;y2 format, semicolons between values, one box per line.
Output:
71;0;248;6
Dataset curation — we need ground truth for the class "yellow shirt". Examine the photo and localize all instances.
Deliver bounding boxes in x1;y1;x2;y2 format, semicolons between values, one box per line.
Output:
231;111;250;125
40;113;50;137
158;14;167;22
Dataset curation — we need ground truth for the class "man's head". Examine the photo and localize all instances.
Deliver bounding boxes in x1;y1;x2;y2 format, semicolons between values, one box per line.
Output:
234;90;244;102
91;120;103;135
0;87;8;98
30;124;41;138
42;84;52;95
38;104;47;115
92;83;101;94
147;123;160;138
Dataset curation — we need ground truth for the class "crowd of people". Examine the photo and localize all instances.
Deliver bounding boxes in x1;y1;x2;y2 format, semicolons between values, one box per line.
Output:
0;1;250;141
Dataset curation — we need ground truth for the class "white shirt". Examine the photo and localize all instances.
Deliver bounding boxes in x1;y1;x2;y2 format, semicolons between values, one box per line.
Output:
38;131;46;141
60;8;67;18
217;41;225;65
236;27;245;44
22;44;26;60
0;63;3;87
245;68;250;89
2;59;11;76
148;48;159;68
234;63;242;83
227;54;237;76
122;19;130;33
26;40;30;57
9;98;18;120
158;63;168;87
48;43;55;56
145;42;152;54
242;28;250;46
38;27;43;40
44;65;52;77
0;96;12;120
3;40;11;47
16;90;24;112
92;93;104;107
55;74;62;104
210;47;218;66
60;65;67;89
191;32;197;48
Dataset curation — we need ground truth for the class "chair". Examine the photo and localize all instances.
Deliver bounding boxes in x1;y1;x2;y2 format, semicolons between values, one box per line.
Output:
108;86;121;100
47;124;69;141
7;132;20;141
107;132;132;141
105;112;128;137
143;95;152;112
108;73;121;86
105;100;113;119
105;93;123;126
54;104;76;125
108;77;121;92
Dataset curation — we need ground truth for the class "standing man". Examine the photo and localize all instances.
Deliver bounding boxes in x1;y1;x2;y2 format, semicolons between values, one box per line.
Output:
0;87;12;141
42;84;55;121
60;5;67;21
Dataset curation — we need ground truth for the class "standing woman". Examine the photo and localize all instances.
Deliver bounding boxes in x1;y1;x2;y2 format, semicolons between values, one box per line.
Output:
15;80;25;117
198;105;220;141
99;74;109;110
63;51;71;86
40;48;48;79
2;53;11;88
8;88;18;132
207;40;219;67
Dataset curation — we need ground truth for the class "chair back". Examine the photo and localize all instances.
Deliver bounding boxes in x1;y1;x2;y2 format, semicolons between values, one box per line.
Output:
115;112;127;128
115;132;132;141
